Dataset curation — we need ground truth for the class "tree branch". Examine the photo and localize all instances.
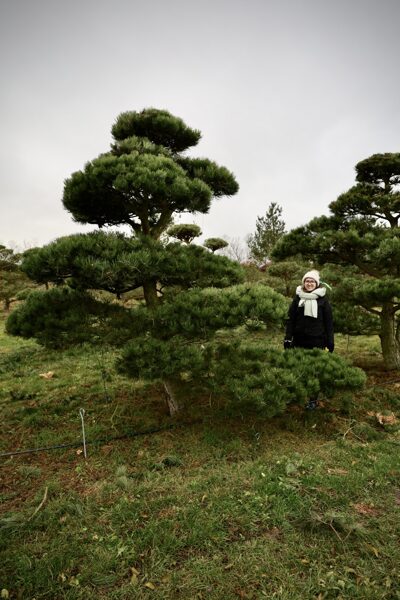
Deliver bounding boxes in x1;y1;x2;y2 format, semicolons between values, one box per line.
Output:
151;208;174;239
361;305;381;316
351;258;382;278
127;218;141;233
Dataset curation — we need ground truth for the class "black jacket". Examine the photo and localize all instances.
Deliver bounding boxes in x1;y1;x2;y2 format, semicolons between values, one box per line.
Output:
285;294;334;350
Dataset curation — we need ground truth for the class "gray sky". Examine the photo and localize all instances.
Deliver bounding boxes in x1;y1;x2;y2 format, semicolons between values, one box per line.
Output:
1;0;399;250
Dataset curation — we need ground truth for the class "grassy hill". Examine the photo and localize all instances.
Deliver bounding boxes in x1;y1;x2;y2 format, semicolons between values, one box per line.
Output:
1;313;399;599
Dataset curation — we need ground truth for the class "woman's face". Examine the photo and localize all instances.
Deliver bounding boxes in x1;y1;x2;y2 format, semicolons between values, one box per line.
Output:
303;278;317;292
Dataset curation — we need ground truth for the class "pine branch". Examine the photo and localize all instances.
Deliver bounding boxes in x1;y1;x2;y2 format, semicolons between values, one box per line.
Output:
151;209;174;239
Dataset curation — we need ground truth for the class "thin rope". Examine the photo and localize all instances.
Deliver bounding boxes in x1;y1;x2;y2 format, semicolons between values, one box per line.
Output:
0;421;200;459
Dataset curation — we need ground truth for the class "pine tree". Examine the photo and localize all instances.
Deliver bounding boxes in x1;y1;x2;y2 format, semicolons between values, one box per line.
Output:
0;246;35;311
273;153;400;370
247;202;286;264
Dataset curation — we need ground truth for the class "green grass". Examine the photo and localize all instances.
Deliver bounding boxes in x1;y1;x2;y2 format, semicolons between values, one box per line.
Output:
1;312;400;599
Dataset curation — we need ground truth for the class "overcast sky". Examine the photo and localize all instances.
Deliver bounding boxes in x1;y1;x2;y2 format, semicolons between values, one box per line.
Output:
1;0;399;250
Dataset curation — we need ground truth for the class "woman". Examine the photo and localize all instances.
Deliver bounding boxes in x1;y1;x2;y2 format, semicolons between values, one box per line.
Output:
284;270;334;409
284;269;334;351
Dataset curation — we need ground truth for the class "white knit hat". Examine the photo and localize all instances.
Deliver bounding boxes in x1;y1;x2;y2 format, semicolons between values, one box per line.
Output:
302;270;320;287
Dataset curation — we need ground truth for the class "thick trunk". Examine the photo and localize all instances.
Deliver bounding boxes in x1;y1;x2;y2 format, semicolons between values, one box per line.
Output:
379;303;400;370
163;379;180;415
142;280;159;310
151;209;174;240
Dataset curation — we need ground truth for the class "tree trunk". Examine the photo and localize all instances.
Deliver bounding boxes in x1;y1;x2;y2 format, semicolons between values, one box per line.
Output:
163;379;180;415
379;303;400;370
143;281;180;413
142;280;159;310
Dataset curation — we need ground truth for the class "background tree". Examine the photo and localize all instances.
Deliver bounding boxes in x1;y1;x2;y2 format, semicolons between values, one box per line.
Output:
273;153;400;370
220;236;250;263
0;245;35;311
203;238;228;253
247;202;286;264
0;245;20;276
263;259;309;298
7;109;365;415
167;223;202;244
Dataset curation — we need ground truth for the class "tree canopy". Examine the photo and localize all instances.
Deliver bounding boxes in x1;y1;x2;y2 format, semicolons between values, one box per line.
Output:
203;238;229;253
167;224;202;244
63;108;238;240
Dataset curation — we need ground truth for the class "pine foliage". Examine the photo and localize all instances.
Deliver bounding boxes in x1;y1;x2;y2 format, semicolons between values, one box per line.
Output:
212;344;366;415
118;338;366;416
321;265;380;336
6;288;111;348
167;224;202;244
19;232;243;295
203;238;229;253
